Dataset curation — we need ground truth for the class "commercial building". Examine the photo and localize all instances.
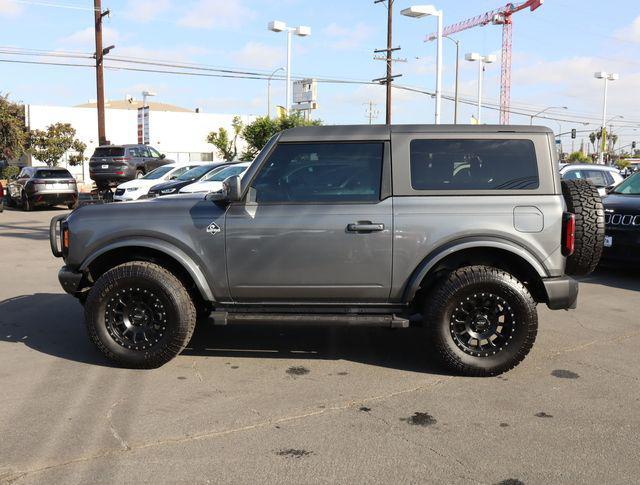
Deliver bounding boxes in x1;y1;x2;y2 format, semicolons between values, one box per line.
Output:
25;98;254;183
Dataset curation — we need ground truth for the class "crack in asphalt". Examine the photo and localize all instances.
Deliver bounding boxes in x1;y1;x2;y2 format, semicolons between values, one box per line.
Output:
106;400;130;452
5;377;453;483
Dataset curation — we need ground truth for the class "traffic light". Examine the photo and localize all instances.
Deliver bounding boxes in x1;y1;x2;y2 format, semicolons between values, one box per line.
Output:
633;141;637;149
571;128;576;139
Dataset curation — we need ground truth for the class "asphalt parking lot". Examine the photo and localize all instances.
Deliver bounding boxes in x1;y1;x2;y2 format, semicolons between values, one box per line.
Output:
0;207;639;485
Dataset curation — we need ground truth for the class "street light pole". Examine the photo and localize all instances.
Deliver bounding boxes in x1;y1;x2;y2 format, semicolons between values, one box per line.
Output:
529;106;568;126
594;71;619;164
401;5;443;124
465;52;496;124
444;36;460;124
267;67;285;118
268;21;311;116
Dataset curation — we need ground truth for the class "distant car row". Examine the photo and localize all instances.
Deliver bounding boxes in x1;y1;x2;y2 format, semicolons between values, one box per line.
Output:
113;162;251;202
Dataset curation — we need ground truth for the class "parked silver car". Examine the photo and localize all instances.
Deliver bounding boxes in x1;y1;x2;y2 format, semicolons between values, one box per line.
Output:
7;167;78;211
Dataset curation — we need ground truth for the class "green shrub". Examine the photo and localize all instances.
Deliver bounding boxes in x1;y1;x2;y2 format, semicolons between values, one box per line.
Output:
2;165;19;179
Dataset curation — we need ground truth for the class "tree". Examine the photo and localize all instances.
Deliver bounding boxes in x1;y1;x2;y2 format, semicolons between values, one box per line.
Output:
241;112;321;160
567;151;590;163
29;123;85;167
0;93;28;160
589;132;597;153
206;116;244;161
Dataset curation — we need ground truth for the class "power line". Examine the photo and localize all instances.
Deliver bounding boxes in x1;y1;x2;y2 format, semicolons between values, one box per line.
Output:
5;0;98;11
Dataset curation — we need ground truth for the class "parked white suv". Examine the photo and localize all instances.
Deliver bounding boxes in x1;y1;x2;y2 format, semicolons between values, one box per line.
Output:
559;164;624;196
114;163;207;201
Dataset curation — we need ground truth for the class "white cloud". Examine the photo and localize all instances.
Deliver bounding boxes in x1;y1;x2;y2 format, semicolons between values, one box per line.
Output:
230;42;282;69
0;0;22;17
125;0;172;22
323;22;373;50
58;27;121;49
178;0;256;29
614;15;640;43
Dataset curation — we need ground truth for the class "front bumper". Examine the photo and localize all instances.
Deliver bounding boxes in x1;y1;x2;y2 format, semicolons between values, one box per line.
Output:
58;265;84;295
543;276;579;310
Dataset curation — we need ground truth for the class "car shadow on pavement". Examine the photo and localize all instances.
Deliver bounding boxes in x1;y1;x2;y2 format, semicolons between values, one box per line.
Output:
0;293;447;374
577;266;640;292
0;293;111;366
0;222;51;240
183;321;448;375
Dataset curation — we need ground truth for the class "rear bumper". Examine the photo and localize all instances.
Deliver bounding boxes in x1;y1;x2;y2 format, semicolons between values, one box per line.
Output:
58;265;84;295
90;167;136;185
28;191;77;206
542;276;579;310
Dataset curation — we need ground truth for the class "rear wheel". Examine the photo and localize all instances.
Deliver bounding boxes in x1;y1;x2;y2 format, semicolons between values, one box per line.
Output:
85;261;197;368
425;265;538;377
561;179;604;276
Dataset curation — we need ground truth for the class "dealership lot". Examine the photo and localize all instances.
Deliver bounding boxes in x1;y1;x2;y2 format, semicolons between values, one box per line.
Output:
0;208;639;484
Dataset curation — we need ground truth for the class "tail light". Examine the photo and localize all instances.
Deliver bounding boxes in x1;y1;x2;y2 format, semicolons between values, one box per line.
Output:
562;212;576;256
62;225;70;255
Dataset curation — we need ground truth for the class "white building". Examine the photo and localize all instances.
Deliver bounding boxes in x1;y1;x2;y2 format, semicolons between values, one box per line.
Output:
25;99;254;183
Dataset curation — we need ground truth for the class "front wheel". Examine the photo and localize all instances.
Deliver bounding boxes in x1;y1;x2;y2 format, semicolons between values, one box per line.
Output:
21;192;33;211
425;265;538;377
84;261;197;368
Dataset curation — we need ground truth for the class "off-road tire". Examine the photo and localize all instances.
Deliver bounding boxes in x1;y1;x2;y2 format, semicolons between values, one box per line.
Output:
6;194;16;208
85;261;196;368
561;179;604;276
425;265;538;377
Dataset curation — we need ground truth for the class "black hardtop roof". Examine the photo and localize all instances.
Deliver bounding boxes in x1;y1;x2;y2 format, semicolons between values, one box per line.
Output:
95;144;153;148
278;124;554;142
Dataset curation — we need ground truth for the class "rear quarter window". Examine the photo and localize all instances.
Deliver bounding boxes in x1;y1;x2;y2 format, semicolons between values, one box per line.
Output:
409;139;539;190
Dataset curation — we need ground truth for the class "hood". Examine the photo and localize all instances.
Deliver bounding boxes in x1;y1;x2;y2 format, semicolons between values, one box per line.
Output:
180;181;223;194
117;178;160;190
603;193;640;212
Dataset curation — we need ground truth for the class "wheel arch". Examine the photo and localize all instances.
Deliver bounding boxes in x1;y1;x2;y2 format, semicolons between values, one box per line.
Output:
403;238;550;307
79;239;215;302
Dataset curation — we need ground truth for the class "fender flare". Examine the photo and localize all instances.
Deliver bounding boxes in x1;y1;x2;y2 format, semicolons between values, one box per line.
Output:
402;236;549;303
79;237;215;301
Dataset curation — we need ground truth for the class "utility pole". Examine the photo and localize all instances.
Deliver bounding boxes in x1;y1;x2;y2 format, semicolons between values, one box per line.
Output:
364;101;379;125
373;0;403;125
93;0;112;146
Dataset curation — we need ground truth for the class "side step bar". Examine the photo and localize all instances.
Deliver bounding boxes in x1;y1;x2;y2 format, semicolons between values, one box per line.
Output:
209;312;410;328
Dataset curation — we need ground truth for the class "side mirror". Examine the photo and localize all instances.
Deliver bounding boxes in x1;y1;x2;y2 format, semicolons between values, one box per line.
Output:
160;154;166;160
205;175;242;203
224;175;242;202
605;185;615;194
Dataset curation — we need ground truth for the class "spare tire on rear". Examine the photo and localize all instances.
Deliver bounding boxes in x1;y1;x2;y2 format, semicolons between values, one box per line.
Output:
561;179;604;276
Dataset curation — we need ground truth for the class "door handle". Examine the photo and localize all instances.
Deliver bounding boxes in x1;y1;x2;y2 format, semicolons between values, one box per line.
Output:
346;221;385;233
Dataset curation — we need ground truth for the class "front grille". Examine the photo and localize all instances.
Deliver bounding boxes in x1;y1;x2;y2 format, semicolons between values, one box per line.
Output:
114;189;125;196
605;213;640;226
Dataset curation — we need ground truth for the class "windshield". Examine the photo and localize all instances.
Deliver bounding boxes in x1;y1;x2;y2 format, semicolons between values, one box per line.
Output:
177;164;215;181
611;173;640;195
201;164;247;182
143;166;174;180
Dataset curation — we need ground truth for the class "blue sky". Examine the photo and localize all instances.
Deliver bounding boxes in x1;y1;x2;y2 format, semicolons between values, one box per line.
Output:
1;0;640;145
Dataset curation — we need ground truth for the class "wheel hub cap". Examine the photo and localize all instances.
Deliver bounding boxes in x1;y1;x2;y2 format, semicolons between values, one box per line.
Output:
105;287;168;351
450;292;516;357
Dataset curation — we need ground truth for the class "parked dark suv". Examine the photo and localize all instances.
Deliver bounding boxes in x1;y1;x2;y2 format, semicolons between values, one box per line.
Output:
89;144;172;189
6;166;78;211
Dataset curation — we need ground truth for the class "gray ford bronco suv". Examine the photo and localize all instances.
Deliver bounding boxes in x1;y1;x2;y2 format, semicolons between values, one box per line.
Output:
50;125;604;376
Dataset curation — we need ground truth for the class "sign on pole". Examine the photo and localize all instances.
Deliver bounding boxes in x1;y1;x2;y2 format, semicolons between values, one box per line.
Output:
137;106;150;144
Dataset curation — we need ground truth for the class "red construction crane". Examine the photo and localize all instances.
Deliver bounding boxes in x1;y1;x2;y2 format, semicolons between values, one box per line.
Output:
426;0;543;124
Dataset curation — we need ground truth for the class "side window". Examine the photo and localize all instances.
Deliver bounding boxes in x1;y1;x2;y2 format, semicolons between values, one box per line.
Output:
583;170;609;187
149;147;161;158
562;170;581;180
409;139;539;190
128;148;140;158
250;142;384;203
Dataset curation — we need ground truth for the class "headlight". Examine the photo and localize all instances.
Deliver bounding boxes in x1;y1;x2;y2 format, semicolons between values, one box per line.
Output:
160;188;177;194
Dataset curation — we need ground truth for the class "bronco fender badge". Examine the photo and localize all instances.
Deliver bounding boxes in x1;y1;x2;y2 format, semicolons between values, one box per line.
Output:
206;222;221;236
